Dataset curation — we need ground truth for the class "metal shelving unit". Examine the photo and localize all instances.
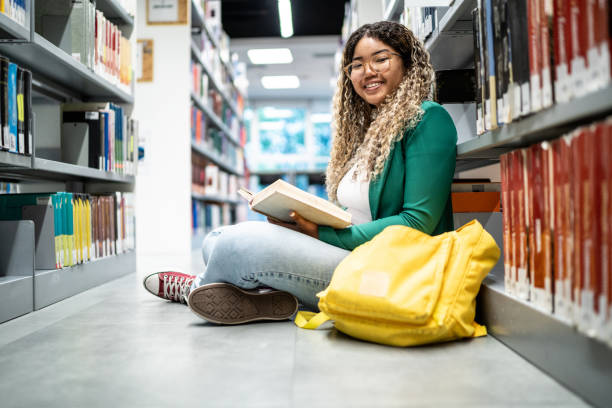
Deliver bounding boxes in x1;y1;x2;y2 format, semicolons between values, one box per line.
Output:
424;0;475;70
477;271;612;408
191;141;243;177
190;91;241;147
0;3;137;322
34;251;136;310
0;33;133;103
456;85;612;172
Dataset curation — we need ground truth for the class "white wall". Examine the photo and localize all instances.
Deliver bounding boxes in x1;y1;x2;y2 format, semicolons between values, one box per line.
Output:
134;0;191;273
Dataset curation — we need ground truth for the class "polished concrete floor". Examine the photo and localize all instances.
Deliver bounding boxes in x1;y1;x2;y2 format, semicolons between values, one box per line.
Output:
0;254;589;407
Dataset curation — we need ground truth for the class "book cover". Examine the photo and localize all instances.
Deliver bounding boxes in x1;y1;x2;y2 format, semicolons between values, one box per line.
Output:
569;0;588;97
571;128;585;324
500;153;514;294
596;0;610;86
579;125;600;335
553;0;572;103
7;62;17;153
518;148;531;300
239;179;352;229
552;138;567;317
542;141;554;312
484;0;499;130
528;0;542;112
510;150;521;296
16;66;24;154
605;118;612;344
23;69;31;156
0;57;8;150
560;134;575;319
540;0;554;108
492;0;508;124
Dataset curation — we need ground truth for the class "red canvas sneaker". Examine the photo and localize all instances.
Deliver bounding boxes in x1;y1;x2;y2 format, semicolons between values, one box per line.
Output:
143;271;195;304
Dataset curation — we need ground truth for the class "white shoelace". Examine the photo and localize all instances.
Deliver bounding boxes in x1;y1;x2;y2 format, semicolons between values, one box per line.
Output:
163;275;193;303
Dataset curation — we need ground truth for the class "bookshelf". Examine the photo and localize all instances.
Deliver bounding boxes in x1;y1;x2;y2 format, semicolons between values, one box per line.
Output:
0;1;138;324
190;0;247;241
382;1;612;406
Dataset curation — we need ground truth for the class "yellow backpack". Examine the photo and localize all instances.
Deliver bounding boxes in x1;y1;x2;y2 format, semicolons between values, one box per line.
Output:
295;220;500;347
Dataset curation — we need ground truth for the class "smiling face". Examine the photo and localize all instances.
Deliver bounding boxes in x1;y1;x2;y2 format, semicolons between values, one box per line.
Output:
348;36;406;107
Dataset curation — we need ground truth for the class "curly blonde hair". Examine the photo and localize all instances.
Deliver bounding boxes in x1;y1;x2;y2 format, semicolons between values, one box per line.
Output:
326;21;435;202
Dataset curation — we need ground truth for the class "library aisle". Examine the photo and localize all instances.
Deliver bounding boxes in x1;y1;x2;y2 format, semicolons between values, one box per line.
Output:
2;0;612;406
0;256;586;407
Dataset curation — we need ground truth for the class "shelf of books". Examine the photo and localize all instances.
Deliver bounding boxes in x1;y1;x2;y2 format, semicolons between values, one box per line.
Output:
190;0;247;243
190;41;243;125
96;0;135;30
190;91;240;146
0;2;138;324
393;0;612;406
0;6;29;42
456;85;612;172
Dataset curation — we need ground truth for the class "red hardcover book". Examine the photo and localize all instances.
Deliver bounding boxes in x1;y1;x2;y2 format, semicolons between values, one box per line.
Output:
518;148;531;299
596;0;611;84
581;125;602;334
528;0;543;111
553;0;573;102
561;134;575;317
195;109;202;144
570;0;588;96
501;153;514;294
584;0;599;90
572;128;586;325
542;141;554;311
510;151;520;295
540;0;554;107
552;138;567;316
605;119;612;343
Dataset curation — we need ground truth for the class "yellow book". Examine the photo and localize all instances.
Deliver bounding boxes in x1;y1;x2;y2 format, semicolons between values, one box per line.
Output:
80;196;88;261
73;195;80;264
238;179;352;229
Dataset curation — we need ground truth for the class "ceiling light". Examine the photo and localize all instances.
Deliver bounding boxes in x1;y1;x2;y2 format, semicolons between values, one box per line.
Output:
311;113;332;123
247;48;293;65
262;107;295;119
261;75;300;89
278;0;293;38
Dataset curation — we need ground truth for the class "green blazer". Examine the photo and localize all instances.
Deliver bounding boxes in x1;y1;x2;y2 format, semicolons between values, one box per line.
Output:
318;101;457;251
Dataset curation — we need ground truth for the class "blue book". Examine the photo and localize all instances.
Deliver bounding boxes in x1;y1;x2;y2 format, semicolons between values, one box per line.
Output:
101;111;109;171
484;0;498;130
7;62;17;153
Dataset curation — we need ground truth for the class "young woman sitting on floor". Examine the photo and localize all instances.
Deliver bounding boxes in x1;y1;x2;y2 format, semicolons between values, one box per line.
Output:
143;20;458;324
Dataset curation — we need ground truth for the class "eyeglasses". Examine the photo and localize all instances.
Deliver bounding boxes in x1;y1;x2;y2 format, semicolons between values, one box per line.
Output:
343;52;402;78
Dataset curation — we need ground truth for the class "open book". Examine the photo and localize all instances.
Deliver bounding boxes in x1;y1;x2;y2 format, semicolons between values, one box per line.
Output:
238;179;352;229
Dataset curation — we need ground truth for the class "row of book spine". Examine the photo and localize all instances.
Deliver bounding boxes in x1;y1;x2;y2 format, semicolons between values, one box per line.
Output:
61;102;138;176
500;117;612;347
35;1;133;92
1;0;26;27
0;192;135;270
192;153;239;199
190;105;242;172
0;55;31;156
399;6;442;43
191;59;242;137
0;180;19;193
472;0;611;135
192;200;234;236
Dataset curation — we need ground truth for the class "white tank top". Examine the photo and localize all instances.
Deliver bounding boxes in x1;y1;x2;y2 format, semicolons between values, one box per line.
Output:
336;163;372;225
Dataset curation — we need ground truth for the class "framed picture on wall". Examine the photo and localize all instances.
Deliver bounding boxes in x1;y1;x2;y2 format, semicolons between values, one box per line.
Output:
147;0;188;25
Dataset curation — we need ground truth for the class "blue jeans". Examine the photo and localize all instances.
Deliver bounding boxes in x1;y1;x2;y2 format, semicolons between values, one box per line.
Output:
191;221;350;311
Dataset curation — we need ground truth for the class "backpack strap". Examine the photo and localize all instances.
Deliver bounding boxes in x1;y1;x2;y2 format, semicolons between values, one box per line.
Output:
294;311;331;329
